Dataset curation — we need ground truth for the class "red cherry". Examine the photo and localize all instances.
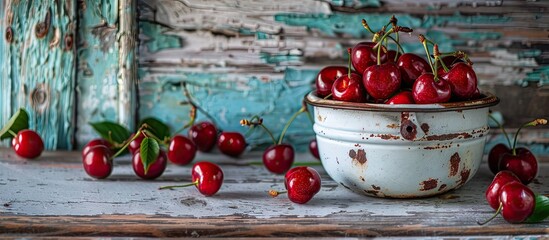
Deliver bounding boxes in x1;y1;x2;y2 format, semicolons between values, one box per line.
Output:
440;62;477;100
284;166;322;204
351;42;387;74
440;56;464;68
82;145;112;179
485;170;520;210
192;161;224;196
386;90;415;104
396;53;431;87
217;132;247;157
412;73;451;104
363;62;401;100
82;139;112;157
315;66;348;97
188;122;218;152
11;129;44;159
499;148;538;185
386;50;401;62
132;151;167;180
331;73;367;103
470;87;482;100
128;133;145;155
309;139;320;160
168;135;197;165
263;144;295;174
488;143;510;175
499;181;535;223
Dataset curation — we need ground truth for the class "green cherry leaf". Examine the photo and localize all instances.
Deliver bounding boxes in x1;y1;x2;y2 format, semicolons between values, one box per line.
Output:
139;117;171;141
0;108;30;140
140;137;159;175
89;121;131;145
525;194;549;223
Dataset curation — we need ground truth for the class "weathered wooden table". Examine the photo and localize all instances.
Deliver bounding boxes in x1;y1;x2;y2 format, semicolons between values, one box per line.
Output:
0;148;548;238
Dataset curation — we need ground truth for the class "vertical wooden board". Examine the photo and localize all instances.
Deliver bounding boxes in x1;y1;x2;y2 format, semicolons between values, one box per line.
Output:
137;0;549;152
0;0;76;149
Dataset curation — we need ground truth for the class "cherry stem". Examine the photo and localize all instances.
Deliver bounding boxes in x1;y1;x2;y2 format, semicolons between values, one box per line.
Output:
181;82;220;130
241;116;277;145
278;107;306;145
361;19;375;34
477;203;502;225
323;93;332;99
512;119;548;155
144;129;169;146
488;114;512;148
158;180;199;190
419;35;436;81
268;189;287;197
172;106;197;137
433;44;450;73
111;126;146;159
7;130;17;137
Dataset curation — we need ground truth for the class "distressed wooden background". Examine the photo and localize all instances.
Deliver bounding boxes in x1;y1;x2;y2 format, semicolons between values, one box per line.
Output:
1;0;548;152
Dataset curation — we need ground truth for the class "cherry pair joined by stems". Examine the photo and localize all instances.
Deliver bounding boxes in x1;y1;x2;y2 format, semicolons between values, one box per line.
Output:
159;161;224;196
269;166;321;204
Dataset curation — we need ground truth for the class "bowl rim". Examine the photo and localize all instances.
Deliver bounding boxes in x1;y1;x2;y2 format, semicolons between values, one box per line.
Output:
305;91;499;112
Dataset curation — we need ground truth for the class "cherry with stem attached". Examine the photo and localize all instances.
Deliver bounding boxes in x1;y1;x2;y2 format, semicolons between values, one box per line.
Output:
332;48;367;103
9;129;44;159
159;161;224;196
268;166;322;204
412;37;451;104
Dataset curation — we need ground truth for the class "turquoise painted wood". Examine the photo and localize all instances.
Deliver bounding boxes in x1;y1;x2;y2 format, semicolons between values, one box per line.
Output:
0;0;77;149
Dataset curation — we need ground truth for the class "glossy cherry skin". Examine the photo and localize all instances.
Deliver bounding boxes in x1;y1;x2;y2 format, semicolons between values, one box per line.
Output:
168;135;197;165
351;42;387;74
11;129;44;159
499;148;538;185
412;73;451;104
263;144;295;174
386;50;401;63
284;166;322;204
82;145;113;179
440;62;477;100
82;139;112;157
132;151;167;180
363;62;401;100
128;133;145;155
192;161;224;196
331;73;367;103
315;66;348;97
386;90;414;104
485;170;521;210
309;139;320;160
397;53;431;87
217;132;247;157
188;122;218;152
488;143;510;175
499;181;535;223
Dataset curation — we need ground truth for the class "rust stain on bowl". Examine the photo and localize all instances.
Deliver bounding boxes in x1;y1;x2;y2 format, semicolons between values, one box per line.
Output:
438;184;447;192
425;132;472;141
420;178;438;191
400;120;417;141
420;123;430;134
457;168;471;186
377;134;400;140
349;149;367;165
449;152;461;177
386;123;399;129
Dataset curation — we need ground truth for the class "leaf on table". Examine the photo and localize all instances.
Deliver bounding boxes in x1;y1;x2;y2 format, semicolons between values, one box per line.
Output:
0;108;29;140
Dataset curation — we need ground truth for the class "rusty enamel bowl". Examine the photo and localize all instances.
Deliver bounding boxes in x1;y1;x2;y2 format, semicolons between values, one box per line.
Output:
305;91;499;198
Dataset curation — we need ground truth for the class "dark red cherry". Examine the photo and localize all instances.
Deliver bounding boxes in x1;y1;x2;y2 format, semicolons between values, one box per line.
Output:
315;66;348;97
499;148;538;185
470;87;482;100
132;151;167;180
386;90;414;104
192;161;224;196
168;135;197;165
284;166;322;204
351;42;387;74
499;181;535;223
188;122;218;152
128;133;145;155
309;139;320;160
82;138;112;157
331;73;367;103
440;55;464;68
412;73;451;104
263;144;295;174
440;62;477;100
82;145;112;179
363;62;401;100
11;129;44;159
488;143;510;175
217;132;247;157
386;50;401;62
396;53;431;87
485;170;520;210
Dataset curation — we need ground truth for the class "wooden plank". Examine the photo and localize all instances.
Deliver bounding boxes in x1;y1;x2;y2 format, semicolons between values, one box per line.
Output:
0;0;77;149
0;149;548;237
